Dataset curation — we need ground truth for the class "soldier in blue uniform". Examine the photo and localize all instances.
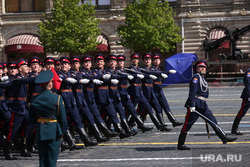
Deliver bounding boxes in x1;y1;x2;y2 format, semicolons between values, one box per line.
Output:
231;67;250;135
116;55;153;133
81;55;119;139
70;56;107;142
27;57;43;153
93;54;129;139
55;60;61;72
151;53;183;127
177;60;237;150
127;53;168;131
29;70;67;167
58;57;97;147
106;55;137;136
4;59;36;159
140;53;171;131
0;63;12;146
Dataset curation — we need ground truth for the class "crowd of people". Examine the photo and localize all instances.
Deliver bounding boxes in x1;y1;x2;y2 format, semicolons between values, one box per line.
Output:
0;53;183;161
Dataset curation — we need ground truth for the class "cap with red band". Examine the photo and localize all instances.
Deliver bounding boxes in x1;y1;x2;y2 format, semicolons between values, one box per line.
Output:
60;57;71;63
152;53;161;59
117;55;126;61
94;54;105;62
7;62;17;68
142;53;152;60
130;53;140;59
70;56;80;63
44;57;55;64
107;55;117;61
16;58;28;69
82;55;93;62
195;60;207;68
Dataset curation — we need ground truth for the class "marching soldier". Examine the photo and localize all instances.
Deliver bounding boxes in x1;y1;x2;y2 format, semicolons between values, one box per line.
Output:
177;60;237;150
151;53;183;127
29;70;67;167
106;55;136;136
116;55;153;133
93;54;130;139
127;53;168;131
58;57;98;147
4;59;36;159
231;67;250;135
70;56;107;142
81;55;119;139
141;53;171;130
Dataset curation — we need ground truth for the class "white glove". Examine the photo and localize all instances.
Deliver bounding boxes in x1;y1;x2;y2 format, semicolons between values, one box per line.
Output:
149;75;157;80
127;75;134;80
79;79;90;84
67;78;77;84
111;79;119;85
60;78;63;82
161;73;168;79
102;74;111;79
1;76;9;82
93;79;103;85
248;98;250;102
137;74;144;79
190;107;196;112
169;70;177;74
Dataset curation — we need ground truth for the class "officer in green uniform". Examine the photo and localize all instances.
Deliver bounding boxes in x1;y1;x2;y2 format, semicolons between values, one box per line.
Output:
29;70;67;167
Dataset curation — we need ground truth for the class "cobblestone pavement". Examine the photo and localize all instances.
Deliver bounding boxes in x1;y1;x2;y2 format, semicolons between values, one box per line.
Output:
1;85;249;167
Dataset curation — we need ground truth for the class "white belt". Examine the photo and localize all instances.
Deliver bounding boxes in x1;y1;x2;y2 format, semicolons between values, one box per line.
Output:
195;96;207;101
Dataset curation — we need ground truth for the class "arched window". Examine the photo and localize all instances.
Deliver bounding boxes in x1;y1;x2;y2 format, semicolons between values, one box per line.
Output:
209;27;230;48
5;0;46;13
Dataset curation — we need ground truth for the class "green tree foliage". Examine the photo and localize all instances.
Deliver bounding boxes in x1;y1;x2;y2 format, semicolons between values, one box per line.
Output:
38;0;100;55
117;0;183;53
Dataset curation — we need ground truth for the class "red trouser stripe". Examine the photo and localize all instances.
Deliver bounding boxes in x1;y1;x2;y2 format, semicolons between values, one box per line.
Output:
7;112;15;142
238;99;247;118
182;108;191;132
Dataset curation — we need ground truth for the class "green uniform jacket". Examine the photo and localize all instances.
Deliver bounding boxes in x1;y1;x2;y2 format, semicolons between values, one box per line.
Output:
29;89;67;141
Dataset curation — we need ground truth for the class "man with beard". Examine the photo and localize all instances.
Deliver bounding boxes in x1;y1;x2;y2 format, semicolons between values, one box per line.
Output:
177;60;237;150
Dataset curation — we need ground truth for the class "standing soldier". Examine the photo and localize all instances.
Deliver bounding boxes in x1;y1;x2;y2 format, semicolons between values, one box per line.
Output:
29;70;67;167
177;60;237;150
4;59;36;159
231;67;250;135
151;53;183;127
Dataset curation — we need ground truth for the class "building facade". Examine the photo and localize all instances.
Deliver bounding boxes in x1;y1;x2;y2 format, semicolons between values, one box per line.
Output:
0;0;249;67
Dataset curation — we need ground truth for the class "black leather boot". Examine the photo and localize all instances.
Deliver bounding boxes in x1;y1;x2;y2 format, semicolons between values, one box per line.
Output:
156;113;172;132
166;111;183;127
4;142;17;160
214;126;237;144
98;122;119;139
149;113;166;130
121;119;137;136
113;123;130;139
20;138;32;157
27;130;37;153
64;130;83;151
231;117;243;135
134;116;153;133
91;124;108;143
177;131;191;150
78;128;98;147
60;138;68;152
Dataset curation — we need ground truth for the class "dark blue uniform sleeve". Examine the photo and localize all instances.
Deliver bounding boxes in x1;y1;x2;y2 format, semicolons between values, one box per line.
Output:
188;76;199;107
244;69;250;98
